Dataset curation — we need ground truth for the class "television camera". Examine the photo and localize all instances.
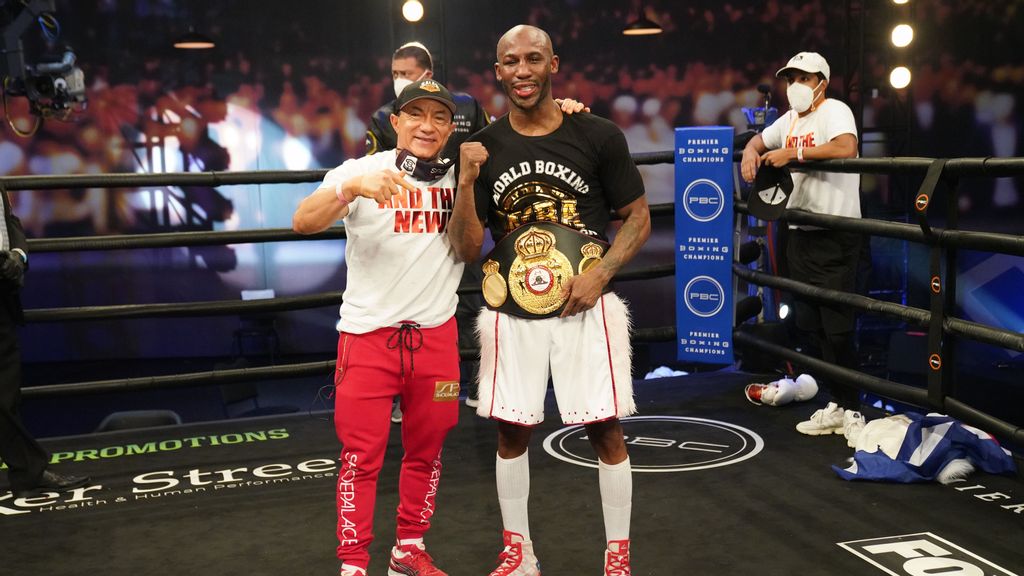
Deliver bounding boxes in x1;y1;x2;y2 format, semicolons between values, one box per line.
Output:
2;0;86;134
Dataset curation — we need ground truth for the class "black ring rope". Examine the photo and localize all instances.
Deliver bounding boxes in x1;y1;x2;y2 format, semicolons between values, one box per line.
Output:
25;264;675;323
18;325;683;400
27;226;346;252
25;292;344;323
736;202;1024;257
4;156;1023;193
732;264;1024;353
26;199;1024;256
0;169;328;191
21;359;336;399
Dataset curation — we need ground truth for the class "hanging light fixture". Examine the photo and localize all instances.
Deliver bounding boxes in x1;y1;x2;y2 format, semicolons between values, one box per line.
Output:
173;27;216;50
622;6;663;36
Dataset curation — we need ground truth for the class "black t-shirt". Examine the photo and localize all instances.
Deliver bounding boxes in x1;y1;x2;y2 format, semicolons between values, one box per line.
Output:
469;112;644;243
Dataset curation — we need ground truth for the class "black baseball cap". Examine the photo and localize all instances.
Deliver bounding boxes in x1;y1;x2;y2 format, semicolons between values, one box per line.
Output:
747;164;794;221
396;79;457;115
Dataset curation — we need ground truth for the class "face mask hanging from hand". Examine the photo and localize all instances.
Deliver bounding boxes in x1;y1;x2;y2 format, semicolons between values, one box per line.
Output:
786;80;823;114
394;70;428;98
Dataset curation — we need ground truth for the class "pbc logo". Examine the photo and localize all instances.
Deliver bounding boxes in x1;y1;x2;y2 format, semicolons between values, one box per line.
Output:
839;533;1019;576
543;416;763;473
682;178;725;222
684;275;725;318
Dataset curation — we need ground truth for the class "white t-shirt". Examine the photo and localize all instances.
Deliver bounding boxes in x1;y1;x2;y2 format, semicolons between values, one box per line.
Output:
761;98;861;227
318;150;464;334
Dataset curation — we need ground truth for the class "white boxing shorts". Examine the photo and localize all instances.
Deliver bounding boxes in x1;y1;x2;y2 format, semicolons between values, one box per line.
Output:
475;292;636;425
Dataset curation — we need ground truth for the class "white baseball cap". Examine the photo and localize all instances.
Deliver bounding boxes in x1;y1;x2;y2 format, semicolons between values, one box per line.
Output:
776;52;830;81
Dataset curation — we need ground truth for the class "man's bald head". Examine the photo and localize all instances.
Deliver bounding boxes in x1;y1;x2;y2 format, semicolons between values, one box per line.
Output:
496;25;553;61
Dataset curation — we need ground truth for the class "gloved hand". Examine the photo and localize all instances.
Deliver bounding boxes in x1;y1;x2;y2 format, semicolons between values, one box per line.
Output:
0;250;25;288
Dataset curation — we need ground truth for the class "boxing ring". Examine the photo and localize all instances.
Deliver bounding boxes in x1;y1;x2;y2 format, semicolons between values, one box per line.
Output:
1;152;1022;575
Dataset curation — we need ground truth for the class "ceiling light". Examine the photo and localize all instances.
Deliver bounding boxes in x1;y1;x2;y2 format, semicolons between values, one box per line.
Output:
890;66;912;89
402;0;424;23
173;29;215;50
622;7;662;36
891;24;913;47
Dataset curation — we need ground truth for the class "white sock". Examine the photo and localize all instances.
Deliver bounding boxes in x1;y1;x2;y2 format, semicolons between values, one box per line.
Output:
496;450;531;541
599;457;632;543
397;537;424;550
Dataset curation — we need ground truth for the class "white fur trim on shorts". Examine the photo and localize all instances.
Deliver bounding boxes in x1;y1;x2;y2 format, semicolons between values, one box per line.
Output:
475;292;636;425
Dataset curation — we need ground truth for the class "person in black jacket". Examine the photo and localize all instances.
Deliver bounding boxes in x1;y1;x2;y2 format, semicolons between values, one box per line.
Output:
0;191;89;498
365;42;491;160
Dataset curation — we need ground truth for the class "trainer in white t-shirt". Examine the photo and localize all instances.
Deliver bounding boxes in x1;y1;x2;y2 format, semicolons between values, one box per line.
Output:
320;150;464;334
761;98;861;227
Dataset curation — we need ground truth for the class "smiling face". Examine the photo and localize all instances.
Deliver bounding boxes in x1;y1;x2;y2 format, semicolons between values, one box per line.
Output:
391;98;454;160
495;26;559;112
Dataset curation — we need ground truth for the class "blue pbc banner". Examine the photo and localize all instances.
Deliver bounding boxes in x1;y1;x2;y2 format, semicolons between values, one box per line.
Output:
675;126;734;364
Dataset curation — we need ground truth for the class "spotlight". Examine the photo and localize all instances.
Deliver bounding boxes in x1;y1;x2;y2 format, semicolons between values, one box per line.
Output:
735;296;764;325
893;0;909;4
889;66;912;89
402;0;424;22
891;24;914;47
778;303;791;320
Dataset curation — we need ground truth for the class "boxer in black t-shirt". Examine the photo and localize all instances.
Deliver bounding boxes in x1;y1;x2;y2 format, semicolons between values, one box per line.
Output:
447;24;650;576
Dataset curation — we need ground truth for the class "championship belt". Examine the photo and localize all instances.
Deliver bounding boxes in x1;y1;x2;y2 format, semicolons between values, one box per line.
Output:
481;221;609;319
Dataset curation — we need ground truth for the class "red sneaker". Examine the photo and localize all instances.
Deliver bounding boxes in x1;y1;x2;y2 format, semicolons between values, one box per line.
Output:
388;542;447;576
488;530;540;576
604;539;630;576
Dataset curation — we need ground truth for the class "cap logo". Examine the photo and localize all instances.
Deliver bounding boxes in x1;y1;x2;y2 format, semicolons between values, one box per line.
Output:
758;185;788;206
420;80;441;93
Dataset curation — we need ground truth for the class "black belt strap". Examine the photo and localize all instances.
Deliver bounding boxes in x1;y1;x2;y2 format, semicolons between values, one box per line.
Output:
914;158;948;236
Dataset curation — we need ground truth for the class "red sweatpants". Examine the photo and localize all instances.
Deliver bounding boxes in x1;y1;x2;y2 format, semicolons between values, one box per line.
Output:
333;317;460;569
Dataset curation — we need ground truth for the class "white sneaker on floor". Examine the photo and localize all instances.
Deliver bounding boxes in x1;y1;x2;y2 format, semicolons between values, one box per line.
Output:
795;402;845;436
487;530;540;576
843;410;866;448
391;401;403;424
340;564;366;576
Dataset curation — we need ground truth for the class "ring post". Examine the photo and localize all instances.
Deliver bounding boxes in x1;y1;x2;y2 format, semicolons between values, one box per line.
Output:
674;126;734;365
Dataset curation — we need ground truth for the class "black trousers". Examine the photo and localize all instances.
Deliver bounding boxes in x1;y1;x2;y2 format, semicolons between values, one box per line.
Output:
786;228;862;408
455;264;483;395
0;297;48;492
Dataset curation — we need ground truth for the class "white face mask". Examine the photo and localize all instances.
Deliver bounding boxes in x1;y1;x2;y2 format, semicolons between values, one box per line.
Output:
787;79;823;113
393;70;428;98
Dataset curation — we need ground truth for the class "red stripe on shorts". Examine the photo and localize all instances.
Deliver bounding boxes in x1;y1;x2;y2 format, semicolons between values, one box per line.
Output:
599;295;618;415
488;311;500;418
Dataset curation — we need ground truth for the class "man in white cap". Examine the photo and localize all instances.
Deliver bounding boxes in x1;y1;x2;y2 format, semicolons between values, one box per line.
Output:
739;51;867;446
